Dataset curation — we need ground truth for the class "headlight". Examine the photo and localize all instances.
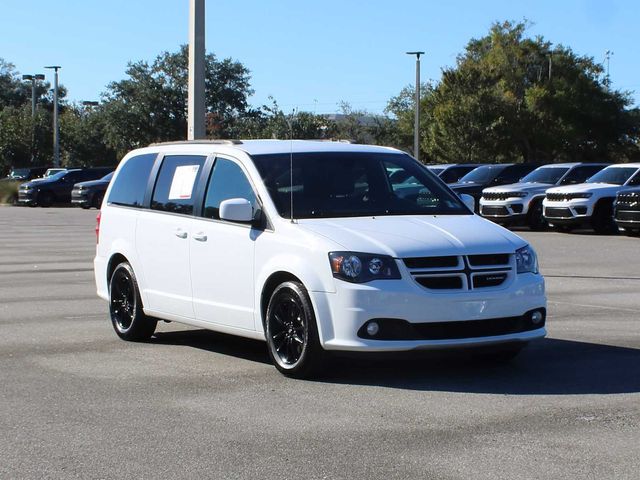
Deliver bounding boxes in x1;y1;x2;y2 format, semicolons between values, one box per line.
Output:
569;193;593;199
329;252;401;283
515;245;539;274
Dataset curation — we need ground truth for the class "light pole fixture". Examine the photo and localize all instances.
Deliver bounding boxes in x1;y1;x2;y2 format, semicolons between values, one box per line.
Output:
22;74;45;117
82;101;99;107
45;66;61;167
406;51;425;162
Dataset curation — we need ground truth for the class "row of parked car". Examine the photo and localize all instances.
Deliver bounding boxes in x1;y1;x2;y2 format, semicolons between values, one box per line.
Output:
1;166;114;208
428;162;640;236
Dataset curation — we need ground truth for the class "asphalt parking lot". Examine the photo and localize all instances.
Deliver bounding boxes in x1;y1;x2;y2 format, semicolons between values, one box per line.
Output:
1;207;638;480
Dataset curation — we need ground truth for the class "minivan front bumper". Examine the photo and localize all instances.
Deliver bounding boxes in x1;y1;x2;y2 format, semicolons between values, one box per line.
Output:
311;271;546;352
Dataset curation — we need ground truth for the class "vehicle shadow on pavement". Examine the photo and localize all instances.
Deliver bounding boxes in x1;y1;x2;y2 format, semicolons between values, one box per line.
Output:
152;329;272;365
320;338;640;395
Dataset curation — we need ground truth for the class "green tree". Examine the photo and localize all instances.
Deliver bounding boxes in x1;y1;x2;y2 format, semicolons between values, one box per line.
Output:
60;104;117;166
101;45;255;157
389;21;640;163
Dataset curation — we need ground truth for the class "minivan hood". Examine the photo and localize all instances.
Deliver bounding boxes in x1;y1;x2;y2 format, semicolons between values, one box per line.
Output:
297;215;527;258
484;182;553;195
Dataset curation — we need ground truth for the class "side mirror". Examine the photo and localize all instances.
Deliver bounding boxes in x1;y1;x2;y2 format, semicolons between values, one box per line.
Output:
459;193;475;212
220;198;253;223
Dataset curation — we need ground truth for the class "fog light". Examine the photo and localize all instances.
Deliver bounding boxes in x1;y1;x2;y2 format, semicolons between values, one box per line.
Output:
366;321;380;336
531;310;543;325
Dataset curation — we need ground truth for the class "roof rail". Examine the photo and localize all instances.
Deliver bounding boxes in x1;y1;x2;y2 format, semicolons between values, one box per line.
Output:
149;139;243;147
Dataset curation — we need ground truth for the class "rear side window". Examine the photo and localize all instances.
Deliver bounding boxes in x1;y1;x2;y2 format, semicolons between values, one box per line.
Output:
202;158;256;220
108;153;157;207
151;155;206;215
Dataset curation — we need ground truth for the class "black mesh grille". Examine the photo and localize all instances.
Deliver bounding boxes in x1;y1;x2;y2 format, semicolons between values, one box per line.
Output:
468;254;510;266
615;211;640;222
416;276;463;290
404;256;458;269
481;205;509;216
544;207;573;218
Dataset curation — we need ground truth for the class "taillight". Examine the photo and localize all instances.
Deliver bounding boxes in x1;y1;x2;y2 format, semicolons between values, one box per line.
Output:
95;211;101;244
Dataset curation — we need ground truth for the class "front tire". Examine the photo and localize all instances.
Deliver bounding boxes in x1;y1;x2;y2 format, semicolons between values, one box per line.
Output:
265;281;325;378
591;201;618;234
38;191;54;208
527;200;548;231
109;262;157;341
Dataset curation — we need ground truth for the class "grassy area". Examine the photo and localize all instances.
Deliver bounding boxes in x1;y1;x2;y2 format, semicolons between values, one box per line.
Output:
0;180;19;204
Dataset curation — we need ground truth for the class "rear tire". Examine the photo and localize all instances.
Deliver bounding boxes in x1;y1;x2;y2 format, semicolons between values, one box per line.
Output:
265;281;325;378
109;262;157;341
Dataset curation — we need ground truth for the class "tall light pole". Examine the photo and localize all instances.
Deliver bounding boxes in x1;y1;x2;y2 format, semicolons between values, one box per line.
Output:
22;74;45;163
22;74;45;117
604;50;613;90
188;0;206;140
45;66;61;167
406;51;424;162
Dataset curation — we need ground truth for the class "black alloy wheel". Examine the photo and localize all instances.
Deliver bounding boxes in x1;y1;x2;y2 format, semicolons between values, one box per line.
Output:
265;281;324;378
109;262;156;341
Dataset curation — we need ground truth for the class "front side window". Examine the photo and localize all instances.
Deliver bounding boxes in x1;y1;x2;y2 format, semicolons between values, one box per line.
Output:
108;153;157;208
202;157;257;220
151;155;206;215
251;152;467;219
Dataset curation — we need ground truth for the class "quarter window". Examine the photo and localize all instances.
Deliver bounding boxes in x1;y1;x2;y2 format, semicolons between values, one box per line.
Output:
202;158;256;220
108;153;157;208
151;155;206;215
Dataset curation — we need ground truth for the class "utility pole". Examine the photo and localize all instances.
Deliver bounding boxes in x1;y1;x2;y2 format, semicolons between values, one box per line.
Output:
406;51;424;162
188;0;206;140
22;74;45;163
604;50;613;90
44;66;61;167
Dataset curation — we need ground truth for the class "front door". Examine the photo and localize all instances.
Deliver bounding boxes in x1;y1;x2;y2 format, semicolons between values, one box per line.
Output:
190;156;258;330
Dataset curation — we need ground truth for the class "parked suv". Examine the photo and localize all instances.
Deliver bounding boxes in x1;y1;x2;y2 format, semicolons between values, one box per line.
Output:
1;166;48;182
479;163;609;230
449;163;540;211
71;172;114;209
427;164;481;184
95;140;546;378
18;167;114;207
614;188;640;235
543;163;640;233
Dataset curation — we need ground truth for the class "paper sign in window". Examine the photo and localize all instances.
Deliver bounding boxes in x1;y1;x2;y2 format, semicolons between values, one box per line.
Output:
168;165;200;200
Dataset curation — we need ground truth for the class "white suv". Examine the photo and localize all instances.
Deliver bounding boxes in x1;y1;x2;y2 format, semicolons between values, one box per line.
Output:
543;163;640;233
94;140;547;377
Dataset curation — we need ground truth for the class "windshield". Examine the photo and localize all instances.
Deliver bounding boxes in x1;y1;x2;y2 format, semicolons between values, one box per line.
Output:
521;167;569;184
251;152;468;219
8;168;30;179
428;167;445;175
457;165;506;184
586;167;638;185
46;171;69;181
44;168;66;177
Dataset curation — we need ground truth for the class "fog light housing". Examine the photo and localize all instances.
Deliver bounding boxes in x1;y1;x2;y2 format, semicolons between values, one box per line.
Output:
366;321;380;337
531;310;544;325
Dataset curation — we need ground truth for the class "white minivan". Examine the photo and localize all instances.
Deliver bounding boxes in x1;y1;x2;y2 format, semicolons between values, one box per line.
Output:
94;140;546;377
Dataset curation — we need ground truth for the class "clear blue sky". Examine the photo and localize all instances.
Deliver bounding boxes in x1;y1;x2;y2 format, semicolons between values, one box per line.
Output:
3;0;639;114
